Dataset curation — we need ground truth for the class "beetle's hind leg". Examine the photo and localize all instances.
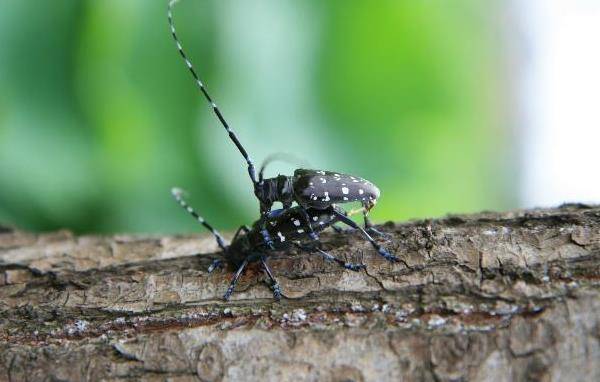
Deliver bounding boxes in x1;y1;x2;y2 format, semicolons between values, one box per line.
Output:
261;256;282;300
333;209;409;268
295;243;365;272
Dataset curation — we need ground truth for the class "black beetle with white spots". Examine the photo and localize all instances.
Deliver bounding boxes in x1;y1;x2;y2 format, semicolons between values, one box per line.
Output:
168;0;403;300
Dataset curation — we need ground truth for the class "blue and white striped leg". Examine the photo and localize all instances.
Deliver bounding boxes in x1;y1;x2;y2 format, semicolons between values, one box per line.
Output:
223;258;249;301
333;209;408;268
171;188;227;251
208;259;223;273
260;256;282;300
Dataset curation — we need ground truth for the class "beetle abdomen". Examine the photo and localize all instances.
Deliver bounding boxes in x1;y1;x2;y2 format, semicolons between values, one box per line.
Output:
293;169;380;209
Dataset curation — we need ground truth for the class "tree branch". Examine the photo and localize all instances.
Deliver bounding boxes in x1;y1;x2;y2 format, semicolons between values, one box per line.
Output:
1;204;599;381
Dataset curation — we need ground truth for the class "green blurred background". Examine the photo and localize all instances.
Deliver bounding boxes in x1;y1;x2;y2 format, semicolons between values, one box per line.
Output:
0;0;515;234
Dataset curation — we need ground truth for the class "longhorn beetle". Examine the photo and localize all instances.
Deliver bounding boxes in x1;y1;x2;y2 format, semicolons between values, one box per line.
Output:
167;0;386;247
171;188;404;300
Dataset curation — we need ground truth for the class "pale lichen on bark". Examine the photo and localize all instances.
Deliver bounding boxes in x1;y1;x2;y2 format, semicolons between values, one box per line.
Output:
0;204;599;381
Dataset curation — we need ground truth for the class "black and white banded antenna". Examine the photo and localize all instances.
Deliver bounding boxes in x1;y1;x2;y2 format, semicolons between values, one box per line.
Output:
167;0;258;186
171;187;227;251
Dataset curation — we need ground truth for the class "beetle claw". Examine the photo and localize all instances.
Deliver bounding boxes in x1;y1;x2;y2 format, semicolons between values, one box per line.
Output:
272;284;282;301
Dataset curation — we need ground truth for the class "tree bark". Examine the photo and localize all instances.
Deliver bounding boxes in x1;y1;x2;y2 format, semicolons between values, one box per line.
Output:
0;204;599;381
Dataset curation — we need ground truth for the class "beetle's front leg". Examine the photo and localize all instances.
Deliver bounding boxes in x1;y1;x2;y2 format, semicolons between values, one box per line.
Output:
258;207;276;250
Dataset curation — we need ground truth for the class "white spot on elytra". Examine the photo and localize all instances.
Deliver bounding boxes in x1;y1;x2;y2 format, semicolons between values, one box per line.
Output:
297;229;304;234
343;197;349;201
323;191;330;201
359;189;364;195
320;178;326;183
277;232;285;242
317;171;325;175
313;216;319;221
341;187;349;195
293;219;301;226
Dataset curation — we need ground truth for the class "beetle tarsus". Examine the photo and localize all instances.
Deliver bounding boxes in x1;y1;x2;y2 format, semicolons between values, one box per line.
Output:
208;259;223;273
344;262;366;271
223;286;235;301
261;256;282;301
377;248;410;268
272;283;282;300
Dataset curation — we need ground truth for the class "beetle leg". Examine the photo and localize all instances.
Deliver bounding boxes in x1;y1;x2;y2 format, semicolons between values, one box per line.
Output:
261;256;282;301
208;259;223;273
364;214;391;239
223;258;249;301
299;207;320;240
294;243;365;272
232;225;251;242
332;209;409;268
258;215;276;250
331;224;345;234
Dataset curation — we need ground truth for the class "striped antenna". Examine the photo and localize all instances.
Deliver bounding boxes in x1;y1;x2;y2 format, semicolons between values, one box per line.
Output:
171;187;227;250
168;0;258;185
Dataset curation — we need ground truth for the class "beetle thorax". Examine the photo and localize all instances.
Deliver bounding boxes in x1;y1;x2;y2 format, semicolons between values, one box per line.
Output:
257;175;294;209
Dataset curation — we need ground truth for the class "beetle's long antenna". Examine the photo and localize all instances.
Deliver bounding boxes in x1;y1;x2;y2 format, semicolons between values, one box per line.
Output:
171;188;227;251
168;0;258;185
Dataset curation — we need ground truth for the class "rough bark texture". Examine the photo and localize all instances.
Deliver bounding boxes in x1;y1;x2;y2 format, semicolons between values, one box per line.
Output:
1;204;599;381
